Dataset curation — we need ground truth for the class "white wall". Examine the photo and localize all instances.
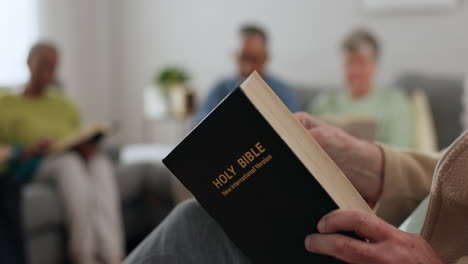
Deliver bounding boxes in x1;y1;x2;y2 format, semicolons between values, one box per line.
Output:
0;0;38;86
38;0;114;127
114;0;468;143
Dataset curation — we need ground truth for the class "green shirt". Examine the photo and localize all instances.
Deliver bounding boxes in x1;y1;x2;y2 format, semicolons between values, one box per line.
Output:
0;91;80;148
308;88;413;148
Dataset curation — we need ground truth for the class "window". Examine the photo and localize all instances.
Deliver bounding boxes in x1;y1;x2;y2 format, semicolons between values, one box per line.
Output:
0;0;38;87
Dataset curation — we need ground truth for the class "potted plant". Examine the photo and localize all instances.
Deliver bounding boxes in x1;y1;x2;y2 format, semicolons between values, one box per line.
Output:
156;67;189;97
154;67;191;117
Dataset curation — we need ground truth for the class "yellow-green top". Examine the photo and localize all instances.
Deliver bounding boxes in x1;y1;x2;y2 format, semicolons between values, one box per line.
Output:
0;91;79;148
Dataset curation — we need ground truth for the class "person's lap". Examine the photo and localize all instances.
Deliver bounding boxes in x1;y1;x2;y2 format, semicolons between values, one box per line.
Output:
124;198;250;264
35;152;123;263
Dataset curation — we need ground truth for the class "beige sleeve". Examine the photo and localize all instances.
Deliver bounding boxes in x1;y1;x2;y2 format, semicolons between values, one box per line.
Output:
375;145;439;226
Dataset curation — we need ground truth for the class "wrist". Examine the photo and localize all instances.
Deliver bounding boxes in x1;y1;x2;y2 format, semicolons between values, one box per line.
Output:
357;140;384;205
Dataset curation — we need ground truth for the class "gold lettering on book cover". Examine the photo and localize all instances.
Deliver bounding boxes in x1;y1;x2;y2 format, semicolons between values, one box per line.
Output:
211;141;272;197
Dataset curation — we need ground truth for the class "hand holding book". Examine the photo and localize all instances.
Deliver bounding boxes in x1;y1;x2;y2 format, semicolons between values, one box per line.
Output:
294;112;384;207
1;125;107;168
304;209;442;264
0;139;52;163
296;113;442;263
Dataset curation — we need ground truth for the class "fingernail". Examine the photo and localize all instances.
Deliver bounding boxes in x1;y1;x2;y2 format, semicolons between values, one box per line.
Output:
304;235;312;250
317;219;325;232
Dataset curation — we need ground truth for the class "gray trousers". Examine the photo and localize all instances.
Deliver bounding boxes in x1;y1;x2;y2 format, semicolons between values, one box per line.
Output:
124;198;251;264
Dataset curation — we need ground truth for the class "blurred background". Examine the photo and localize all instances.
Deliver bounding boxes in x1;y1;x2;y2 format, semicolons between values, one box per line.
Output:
2;0;468;144
1;1;468;263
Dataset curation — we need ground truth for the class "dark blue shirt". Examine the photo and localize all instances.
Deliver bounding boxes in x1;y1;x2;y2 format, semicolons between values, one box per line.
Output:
193;74;299;125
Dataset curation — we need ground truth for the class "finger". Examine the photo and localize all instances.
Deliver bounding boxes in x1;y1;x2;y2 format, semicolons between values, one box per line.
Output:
307;127;330;147
294;112;325;130
305;233;382;264
317;210;395;242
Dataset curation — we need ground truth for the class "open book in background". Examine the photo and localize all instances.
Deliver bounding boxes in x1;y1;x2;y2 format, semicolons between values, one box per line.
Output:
0;125;108;162
321;115;377;142
51;124;108;154
163;72;371;263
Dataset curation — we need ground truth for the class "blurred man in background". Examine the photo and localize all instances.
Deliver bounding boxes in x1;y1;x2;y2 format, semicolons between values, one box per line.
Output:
193;24;299;124
308;29;412;148
0;43;124;264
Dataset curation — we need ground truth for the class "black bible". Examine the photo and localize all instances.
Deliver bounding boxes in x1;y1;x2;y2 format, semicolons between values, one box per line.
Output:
163;72;371;263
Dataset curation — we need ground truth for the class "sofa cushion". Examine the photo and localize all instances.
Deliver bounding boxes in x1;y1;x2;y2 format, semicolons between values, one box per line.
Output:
27;231;65;264
396;73;464;149
22;183;63;235
116;162;175;251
